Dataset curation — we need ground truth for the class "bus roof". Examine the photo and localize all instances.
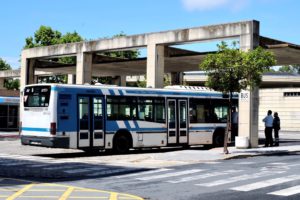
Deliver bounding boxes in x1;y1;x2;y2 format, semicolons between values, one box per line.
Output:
23;84;238;99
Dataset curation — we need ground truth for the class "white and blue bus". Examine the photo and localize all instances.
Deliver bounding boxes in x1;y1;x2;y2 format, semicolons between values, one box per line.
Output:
20;84;237;153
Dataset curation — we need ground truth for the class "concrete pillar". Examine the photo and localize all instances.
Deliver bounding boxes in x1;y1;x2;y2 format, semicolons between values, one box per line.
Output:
170;72;183;85
0;78;5;89
146;44;164;88
20;57;35;89
112;76;126;86
67;74;76;84
76;53;92;85
238;20;260;148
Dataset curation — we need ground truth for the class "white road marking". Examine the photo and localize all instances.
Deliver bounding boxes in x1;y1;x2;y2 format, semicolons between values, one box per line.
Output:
197;171;285;187
269;162;287;165
235;162;255;165
167;170;244;184
286;163;300;167
116;168;172;178
136;169;204;181
268;185;300;196
231;175;300;191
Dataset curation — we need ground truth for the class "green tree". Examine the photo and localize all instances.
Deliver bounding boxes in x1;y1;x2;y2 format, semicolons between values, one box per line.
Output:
25;26;84;83
102;33;140;59
200;42;276;153
25;26;62;48
0;58;12;70
4;79;20;90
0;58;19;90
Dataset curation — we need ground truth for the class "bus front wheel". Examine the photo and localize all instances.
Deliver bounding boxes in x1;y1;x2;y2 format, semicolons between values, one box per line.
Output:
113;134;131;154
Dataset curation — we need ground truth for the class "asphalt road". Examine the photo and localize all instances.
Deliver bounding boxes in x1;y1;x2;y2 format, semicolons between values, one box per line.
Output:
0;136;299;200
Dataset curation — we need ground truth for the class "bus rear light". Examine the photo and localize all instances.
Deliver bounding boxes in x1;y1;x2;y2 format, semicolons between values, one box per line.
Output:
50;122;56;135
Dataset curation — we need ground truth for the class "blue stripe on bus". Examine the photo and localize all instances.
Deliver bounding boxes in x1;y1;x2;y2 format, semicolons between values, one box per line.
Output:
22;127;50;132
109;89;115;96
119;90;124;96
189;127;216;131
124;121;131;130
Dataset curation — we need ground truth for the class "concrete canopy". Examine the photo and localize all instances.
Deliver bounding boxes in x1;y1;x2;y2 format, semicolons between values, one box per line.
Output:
27;37;300;78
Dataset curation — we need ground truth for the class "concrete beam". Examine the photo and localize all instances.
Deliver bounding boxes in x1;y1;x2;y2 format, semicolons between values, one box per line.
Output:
21;20;256;59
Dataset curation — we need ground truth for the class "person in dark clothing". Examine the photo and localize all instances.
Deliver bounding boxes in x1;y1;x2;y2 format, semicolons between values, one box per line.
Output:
273;112;281;146
263;110;273;147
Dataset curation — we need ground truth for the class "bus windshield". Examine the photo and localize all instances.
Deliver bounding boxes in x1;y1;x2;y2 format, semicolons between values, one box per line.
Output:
23;86;51;107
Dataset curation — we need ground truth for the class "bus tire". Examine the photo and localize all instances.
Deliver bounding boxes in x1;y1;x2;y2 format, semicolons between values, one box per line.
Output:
213;129;225;147
113;132;132;154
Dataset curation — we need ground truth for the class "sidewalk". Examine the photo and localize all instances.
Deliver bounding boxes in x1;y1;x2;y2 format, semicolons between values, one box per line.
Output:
0;131;19;140
0;131;299;168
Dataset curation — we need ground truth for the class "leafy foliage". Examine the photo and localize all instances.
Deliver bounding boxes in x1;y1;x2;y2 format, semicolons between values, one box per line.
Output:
102;33;140;59
200;42;276;93
25;27;140;85
0;58;12;70
200;42;276;153
0;58;19;90
4;79;20;90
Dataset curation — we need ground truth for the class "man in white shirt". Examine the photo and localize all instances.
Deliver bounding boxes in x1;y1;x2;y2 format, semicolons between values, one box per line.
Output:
262;110;273;147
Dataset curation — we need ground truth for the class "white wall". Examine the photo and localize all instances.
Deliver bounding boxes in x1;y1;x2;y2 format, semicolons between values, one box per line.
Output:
259;88;300;132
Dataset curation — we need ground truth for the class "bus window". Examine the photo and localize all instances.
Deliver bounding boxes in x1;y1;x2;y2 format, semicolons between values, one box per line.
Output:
93;97;103;129
189;99;206;123
214;106;228;123
24;86;51;107
154;99;165;123
138;98;153;121
107;96;137;120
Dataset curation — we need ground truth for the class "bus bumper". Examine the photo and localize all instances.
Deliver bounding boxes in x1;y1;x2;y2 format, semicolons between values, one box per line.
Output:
21;136;69;148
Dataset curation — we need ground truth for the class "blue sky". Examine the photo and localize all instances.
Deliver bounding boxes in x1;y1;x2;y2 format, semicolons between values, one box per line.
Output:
1;0;299;69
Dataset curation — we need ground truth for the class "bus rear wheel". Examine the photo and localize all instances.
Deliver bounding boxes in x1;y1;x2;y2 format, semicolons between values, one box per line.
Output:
113;134;131;154
213;130;225;147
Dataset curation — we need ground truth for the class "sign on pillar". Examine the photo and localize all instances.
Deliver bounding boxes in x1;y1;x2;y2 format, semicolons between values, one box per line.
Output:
238;88;259;148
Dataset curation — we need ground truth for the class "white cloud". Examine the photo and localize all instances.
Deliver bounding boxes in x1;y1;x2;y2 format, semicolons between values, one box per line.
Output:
181;0;249;11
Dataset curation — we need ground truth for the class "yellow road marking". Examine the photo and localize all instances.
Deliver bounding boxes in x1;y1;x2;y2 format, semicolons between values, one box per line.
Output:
59;186;75;200
109;192;118;200
0;178;144;200
69;197;108;199
7;183;35;200
19;196;59;198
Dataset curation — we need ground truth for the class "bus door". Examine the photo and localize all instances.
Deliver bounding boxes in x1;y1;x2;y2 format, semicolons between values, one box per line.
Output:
78;96;104;148
167;99;188;145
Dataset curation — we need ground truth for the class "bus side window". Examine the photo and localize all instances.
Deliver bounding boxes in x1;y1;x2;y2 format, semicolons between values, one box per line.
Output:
138;98;153;122
106;96;137;120
189;99;205;123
